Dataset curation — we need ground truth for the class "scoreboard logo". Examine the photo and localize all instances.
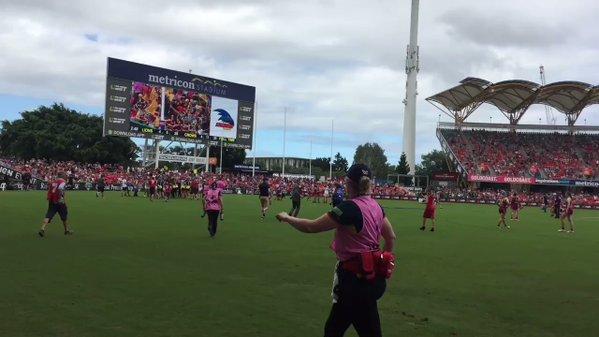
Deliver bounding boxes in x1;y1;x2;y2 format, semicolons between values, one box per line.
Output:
214;109;235;130
209;96;238;140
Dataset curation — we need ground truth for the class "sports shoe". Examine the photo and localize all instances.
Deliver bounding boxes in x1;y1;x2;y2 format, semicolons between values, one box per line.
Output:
38;229;45;237
430;228;435;232
558;229;565;232
419;226;425;231
64;229;74;235
506;226;511;229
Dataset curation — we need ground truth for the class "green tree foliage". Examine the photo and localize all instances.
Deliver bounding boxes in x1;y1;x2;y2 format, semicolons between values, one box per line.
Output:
396;152;410;174
415;149;450;177
395;152;413;185
312;157;331;171
200;145;246;169
352;142;389;178
0;103;138;164
332;152;349;173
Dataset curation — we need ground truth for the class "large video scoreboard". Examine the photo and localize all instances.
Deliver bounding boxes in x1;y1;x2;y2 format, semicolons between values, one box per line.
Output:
104;58;255;149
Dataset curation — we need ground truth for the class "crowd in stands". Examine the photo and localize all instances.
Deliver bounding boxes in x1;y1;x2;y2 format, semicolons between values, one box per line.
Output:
163;88;210;134
2;157;597;207
441;130;599;180
1;157;401;197
129;84;210;134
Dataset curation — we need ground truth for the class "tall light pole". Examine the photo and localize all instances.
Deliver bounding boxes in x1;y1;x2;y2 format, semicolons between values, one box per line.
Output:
252;102;258;177
282;107;287;177
309;138;312;177
402;0;419;174
329;119;334;180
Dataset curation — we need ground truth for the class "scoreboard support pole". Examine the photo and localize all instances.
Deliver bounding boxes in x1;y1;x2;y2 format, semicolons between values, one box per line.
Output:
154;139;160;169
205;140;210;173
192;144;198;170
219;138;223;174
142;138;148;167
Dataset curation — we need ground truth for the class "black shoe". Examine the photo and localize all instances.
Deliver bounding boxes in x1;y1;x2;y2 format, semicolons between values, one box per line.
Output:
38;229;45;237
64;230;74;235
430;228;435;232
419;226;425;231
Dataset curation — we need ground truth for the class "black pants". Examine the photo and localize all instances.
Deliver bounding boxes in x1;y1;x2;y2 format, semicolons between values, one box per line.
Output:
324;266;386;337
290;200;301;217
207;210;220;236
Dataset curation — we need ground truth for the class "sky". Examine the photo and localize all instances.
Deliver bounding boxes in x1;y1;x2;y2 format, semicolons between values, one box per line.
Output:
1;0;599;165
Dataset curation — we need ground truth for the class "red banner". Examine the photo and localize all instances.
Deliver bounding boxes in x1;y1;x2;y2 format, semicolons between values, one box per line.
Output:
468;174;536;185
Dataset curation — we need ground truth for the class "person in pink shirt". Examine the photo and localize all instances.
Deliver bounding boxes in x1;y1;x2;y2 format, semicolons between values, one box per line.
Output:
276;164;396;337
204;181;223;237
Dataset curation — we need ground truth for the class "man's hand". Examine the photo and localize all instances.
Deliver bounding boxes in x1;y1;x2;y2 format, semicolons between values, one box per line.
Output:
276;212;290;223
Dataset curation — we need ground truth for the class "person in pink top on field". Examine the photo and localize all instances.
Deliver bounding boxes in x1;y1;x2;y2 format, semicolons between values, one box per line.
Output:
276;164;396;337
204;181;224;237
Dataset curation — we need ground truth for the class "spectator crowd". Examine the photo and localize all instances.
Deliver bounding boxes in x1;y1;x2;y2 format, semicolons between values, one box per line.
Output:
1;157;597;207
442;129;599;180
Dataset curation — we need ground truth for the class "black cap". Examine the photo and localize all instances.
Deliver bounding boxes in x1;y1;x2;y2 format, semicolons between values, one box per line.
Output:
346;164;372;184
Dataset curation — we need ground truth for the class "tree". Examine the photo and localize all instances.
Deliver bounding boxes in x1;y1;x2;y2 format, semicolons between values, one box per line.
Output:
415;150;450;177
221;147;246;169
0;103;138;164
396;152;410;175
395;152;412;185
352;142;389;178
332;152;348;173
312;157;330;171
199;145;246;169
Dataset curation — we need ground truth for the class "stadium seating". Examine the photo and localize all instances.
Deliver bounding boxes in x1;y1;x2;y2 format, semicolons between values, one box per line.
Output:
440;129;599;180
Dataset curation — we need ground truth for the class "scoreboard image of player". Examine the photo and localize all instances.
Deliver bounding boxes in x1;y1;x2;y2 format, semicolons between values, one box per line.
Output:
103;57;255;149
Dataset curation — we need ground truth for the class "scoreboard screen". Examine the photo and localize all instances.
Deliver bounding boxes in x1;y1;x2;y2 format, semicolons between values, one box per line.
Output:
104;58;255;149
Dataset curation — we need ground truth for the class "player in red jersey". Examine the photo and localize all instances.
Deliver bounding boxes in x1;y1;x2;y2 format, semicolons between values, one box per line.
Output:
420;190;438;232
559;192;575;233
509;192;520;221
498;194;510;229
164;182;172;202
38;172;73;237
148;176;157;202
190;177;200;200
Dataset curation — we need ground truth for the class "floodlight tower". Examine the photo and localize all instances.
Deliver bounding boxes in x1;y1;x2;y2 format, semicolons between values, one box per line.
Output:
402;0;419;174
539;65;556;125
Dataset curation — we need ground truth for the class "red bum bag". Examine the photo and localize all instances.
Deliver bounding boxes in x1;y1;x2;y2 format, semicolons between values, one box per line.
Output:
341;251;396;281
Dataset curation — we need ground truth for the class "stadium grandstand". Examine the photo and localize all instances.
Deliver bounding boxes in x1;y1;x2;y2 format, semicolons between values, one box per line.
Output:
429;78;599;189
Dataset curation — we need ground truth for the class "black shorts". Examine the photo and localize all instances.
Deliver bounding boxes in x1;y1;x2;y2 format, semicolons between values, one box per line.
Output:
45;202;68;221
97;185;105;192
149;187;156;195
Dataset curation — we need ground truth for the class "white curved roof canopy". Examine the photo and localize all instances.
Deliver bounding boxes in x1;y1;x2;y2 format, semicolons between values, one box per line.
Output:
427;78;599;125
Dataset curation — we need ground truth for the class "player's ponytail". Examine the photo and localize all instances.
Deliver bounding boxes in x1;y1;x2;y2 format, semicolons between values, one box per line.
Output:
358;176;372;196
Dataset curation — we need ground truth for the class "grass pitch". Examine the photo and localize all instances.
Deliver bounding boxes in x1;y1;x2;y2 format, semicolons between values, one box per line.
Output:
1;191;598;337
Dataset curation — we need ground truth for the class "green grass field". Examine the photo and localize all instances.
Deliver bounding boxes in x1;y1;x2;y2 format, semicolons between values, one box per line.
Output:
1;191;598;337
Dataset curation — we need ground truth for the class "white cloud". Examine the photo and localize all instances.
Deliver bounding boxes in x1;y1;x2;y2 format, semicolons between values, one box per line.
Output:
1;0;599;162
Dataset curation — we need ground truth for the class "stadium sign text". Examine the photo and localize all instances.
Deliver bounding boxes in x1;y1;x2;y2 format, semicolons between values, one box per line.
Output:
156;154;207;165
